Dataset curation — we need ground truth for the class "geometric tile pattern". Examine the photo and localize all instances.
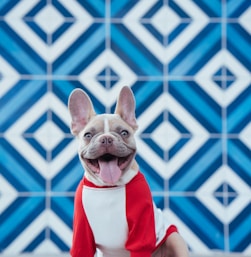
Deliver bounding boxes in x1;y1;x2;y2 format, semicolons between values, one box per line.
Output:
0;0;250;255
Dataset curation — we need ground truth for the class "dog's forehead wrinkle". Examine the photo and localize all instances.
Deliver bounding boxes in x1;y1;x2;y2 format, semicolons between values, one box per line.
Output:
90;114;129;131
85;126;97;134
84;117;104;130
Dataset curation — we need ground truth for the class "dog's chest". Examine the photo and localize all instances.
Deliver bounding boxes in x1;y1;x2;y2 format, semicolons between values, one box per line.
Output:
82;185;128;251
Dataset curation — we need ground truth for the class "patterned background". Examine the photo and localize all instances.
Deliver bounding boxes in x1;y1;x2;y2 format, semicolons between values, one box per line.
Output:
0;0;250;255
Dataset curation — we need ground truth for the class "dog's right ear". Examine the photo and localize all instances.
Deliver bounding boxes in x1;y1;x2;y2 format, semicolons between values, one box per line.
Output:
68;89;96;136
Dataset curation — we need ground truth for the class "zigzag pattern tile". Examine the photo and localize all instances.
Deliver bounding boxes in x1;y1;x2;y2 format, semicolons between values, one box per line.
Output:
0;0;250;255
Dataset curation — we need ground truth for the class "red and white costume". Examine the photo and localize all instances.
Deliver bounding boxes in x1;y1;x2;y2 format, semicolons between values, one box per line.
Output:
71;171;177;257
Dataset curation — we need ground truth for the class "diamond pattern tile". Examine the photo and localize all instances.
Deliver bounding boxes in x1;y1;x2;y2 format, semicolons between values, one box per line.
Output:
0;0;250;255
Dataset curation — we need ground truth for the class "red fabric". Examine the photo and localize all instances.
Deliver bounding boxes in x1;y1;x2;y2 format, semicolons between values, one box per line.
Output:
70;172;178;257
154;225;178;251
125;173;156;257
70;179;96;257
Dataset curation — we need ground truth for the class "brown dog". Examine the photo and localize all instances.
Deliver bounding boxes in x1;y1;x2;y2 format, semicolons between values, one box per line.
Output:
68;86;188;257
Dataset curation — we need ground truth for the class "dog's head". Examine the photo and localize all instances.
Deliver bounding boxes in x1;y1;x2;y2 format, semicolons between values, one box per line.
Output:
68;86;139;186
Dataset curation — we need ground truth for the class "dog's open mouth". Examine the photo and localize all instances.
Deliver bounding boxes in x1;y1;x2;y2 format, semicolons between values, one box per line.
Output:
84;153;134;184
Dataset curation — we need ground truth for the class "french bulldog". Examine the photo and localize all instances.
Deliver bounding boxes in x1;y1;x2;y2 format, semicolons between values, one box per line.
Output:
68;86;188;257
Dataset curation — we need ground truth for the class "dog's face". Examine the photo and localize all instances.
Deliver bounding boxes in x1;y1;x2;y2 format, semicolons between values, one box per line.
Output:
68;86;139;186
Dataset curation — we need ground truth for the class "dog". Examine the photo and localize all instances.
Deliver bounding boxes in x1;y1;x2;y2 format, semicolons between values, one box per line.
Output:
68;86;188;257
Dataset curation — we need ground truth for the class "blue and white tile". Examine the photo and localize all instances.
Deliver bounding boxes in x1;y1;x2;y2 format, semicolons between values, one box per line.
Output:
0;56;20;98
5;0;93;62
227;86;251;134
229;201;251;252
1;196;46;252
195;165;251;223
226;0;251;18
136;89;209;179
3;208;72;254
0;174;18;215
195;49;251;107
123;0;209;65
79;49;137;107
169;195;225;251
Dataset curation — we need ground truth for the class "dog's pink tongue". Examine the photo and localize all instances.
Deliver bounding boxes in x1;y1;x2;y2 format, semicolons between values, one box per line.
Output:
98;158;122;184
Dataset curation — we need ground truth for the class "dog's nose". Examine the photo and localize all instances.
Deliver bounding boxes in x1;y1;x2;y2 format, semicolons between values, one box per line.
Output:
100;136;113;146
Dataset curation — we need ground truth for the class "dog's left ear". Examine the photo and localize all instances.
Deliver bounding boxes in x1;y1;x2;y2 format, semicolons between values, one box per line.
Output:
115;86;138;130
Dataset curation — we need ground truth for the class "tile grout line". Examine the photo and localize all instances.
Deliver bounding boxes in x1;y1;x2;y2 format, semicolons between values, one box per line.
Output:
163;0;170;210
221;0;230;253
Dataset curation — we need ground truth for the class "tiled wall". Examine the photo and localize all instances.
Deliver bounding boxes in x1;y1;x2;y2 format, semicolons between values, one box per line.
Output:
0;0;250;255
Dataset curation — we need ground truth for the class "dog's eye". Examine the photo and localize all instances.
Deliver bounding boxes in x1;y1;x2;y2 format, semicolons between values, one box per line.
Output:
121;130;129;137
84;132;92;140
